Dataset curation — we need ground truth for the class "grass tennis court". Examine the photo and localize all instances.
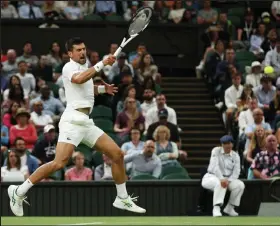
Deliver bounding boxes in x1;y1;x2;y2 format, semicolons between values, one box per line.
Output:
2;216;280;225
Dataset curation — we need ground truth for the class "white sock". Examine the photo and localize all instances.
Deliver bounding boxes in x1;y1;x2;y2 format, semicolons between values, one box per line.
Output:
115;183;128;199
16;179;33;197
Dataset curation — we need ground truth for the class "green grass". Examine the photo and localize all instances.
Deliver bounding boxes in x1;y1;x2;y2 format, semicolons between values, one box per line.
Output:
1;217;280;225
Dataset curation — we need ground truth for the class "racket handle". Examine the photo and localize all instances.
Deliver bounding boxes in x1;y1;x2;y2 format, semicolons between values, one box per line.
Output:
113;47;123;57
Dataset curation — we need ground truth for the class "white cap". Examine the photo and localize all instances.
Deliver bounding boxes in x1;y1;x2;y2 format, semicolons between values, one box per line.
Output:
261;12;270;18
251;61;261;68
44;124;55;133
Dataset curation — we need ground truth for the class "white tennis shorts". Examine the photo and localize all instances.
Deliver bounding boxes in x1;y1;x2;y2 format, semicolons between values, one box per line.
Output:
58;109;104;147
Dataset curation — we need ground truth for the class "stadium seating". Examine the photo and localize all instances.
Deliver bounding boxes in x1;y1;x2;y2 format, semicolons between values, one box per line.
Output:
84;14;103;21
92;151;103;168
160;165;189;179
93;119;114;133
227;15;241;27
105;14;124;22
90;105;113;120
162;173;190;180
228;7;245;17
130;174;158;180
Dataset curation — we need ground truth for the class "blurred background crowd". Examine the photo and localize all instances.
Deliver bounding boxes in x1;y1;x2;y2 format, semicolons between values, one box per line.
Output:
1;0;280;183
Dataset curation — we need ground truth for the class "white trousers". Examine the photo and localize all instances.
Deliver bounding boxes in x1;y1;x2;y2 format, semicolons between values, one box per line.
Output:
202;173;245;206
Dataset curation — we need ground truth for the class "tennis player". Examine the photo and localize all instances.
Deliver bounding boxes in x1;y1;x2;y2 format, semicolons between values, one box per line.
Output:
8;37;146;216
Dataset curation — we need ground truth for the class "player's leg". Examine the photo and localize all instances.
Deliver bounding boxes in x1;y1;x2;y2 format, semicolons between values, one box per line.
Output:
8;142;75;217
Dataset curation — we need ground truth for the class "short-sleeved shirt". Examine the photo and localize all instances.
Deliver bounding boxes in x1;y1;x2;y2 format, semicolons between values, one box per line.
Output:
251;150;280;178
198;9;217;21
1;165;28;182
65;167;93;181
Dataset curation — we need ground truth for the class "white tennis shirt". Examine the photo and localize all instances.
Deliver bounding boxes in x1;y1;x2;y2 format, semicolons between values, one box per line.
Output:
62;58;95;113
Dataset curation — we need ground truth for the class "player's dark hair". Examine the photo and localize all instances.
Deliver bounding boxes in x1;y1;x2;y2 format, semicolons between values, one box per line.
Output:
65;37;84;52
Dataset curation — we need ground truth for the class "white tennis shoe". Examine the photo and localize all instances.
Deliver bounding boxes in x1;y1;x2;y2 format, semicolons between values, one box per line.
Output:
8;185;29;217
224;204;239;216
113;195;146;213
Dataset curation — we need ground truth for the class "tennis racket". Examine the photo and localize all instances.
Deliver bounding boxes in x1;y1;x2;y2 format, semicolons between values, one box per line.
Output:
113;6;153;57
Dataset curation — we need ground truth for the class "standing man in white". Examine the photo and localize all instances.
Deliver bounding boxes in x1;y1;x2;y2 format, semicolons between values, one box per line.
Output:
202;135;245;217
8;37;146;216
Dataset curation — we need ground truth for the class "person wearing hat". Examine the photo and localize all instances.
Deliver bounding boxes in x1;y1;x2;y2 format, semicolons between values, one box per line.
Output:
245;61;263;87
9;108;38;150
264;37;280;77
202;135;245;217
32;125;57;165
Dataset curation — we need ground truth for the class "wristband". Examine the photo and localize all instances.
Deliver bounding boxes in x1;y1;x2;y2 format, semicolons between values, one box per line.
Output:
98;85;106;94
93;61;104;72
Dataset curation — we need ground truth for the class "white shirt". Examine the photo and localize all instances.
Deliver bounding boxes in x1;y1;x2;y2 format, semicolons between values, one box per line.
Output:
20;154;27;167
1;165;28;182
238;109;255;134
62;58;94;113
207;147;241;181
246;73;263;88
30;111;53;126
16;72;36;97
224;85;244;109
264;49;280;72
145;105;177;130
141;98;156;117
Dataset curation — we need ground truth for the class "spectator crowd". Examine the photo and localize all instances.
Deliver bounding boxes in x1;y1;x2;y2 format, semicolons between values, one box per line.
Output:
1;0;280;183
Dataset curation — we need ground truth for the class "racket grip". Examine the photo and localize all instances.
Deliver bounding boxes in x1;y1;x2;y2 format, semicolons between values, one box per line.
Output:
113;47;123;57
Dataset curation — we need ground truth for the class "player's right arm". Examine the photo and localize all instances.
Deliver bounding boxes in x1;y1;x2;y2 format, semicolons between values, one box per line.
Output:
70;55;116;84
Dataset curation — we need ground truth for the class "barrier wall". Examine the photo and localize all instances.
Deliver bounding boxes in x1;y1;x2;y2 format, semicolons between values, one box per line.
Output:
1;180;279;216
1;19;205;69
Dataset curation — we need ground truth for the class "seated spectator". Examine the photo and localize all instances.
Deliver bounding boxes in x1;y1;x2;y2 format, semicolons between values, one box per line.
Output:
30;100;53;134
251;135;280;179
102;43;118;77
261;28;278;55
15;61;36;98
244;108;272;154
2;49;18;78
1;150;29;182
65;152;93;181
246;61;263;88
259;12;275;32
38;10;60;29
3;75;28;101
1;125;9;148
124;1;138;21
253;76;276;120
30;77;54;100
114;97;145;143
41;0;60;15
146;108;180;146
136;53;161;84
236;10;256;49
78;1;95;17
154;125;180;169
249;23;266;58
30;85;65;118
45;42;62;68
238;97;258;148
1;0;19;18
181;7;197;24
202;135;245;217
63;1;83;20
5;137;39;174
128;43;148;69
168;0;185;24
2;101;19;129
217;11;234;40
9;108;37;150
145;94;177;131
88;50;100;68
224;74;243;133
271;1;280;25
197;0;217;25
18;0;44;19
268;85;280;124
53;52;69;84
2;84;28;113
121;128;145;173
108;52;134;83
141;76;161;97
95;0;116;18
153;0;169;23
141;88;156;117
247;126;266;179
264;37;280;76
116;84;141;115
32;125;56;165
124;140;162;178
94;154;113;181
32;55;53;82
16;42;39;69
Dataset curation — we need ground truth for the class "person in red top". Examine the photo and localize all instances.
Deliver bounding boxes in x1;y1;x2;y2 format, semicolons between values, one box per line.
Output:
9;108;37;151
2;102;19;129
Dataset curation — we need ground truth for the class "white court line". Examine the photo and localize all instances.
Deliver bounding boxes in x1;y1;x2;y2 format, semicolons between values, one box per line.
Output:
57;222;103;226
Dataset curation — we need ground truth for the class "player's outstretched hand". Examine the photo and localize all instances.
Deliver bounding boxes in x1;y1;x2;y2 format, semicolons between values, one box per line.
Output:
102;80;118;96
103;55;116;66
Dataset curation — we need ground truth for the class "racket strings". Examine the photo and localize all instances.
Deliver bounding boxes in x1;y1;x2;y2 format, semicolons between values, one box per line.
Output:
128;8;152;36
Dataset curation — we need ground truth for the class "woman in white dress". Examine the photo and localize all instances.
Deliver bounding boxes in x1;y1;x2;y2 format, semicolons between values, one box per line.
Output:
1;150;29;182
